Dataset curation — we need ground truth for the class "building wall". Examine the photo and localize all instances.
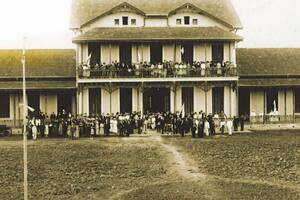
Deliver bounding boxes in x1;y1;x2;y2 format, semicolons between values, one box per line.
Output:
40;93;57;115
286;90;294;115
145;18;168;27
194;87;205;112
111;89;120;114
101;89;110;114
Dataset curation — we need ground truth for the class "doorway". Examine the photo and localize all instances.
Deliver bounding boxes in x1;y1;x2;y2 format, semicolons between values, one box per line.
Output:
143;88;170;113
119;43;132;65
238;88;250;117
150;43;163;64
120;88;132;113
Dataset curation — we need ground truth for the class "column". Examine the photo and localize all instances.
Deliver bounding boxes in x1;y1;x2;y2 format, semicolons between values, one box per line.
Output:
170;86;175;113
82;87;89;115
175;87;182;112
139;88;144;116
78;87;83;115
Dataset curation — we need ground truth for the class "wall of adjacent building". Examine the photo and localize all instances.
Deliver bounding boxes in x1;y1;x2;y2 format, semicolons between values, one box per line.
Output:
0;91;76;127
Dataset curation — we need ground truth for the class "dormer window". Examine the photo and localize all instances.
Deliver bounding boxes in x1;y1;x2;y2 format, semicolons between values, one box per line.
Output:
192;19;198;25
131;19;136;25
184;16;190;25
122;16;128;25
176;19;182;25
114;19;120;26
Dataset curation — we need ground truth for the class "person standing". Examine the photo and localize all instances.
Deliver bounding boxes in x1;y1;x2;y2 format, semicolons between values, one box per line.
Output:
219;111;227;135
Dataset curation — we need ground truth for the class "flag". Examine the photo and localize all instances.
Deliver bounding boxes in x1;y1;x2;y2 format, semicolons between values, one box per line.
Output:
86;53;92;67
181;104;185;117
181;47;184;55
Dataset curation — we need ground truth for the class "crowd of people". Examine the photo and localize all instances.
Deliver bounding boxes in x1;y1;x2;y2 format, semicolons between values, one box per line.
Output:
80;60;236;78
26;109;245;140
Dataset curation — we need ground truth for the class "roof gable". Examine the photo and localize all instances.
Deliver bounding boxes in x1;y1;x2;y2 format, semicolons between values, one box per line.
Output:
169;3;235;28
70;0;242;29
82;2;145;27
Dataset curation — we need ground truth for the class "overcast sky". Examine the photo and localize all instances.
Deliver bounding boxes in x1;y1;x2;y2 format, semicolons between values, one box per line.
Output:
0;0;299;49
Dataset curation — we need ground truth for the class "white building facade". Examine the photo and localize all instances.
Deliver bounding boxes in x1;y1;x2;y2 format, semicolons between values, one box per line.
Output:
71;0;243;117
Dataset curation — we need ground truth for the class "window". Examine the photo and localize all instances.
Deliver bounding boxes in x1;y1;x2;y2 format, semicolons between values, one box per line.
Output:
176;19;182;25
0;92;10;118
114;19;120;25
184;16;190;25
131;19;136;25
296;89;300;113
122;16;128;25
192;19;198;25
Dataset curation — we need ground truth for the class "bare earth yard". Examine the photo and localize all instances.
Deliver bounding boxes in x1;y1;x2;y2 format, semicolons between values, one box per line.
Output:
0;131;299;199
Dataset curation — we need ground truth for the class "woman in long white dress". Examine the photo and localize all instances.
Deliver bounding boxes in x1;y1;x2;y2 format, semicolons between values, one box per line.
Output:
32;125;38;140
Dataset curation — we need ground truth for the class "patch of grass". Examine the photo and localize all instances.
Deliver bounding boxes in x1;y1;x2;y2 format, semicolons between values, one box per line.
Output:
163;131;300;184
0;139;169;200
120;180;300;200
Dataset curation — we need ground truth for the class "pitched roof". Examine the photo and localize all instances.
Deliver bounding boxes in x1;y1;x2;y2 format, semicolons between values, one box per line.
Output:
0;49;76;78
239;78;300;88
0;80;76;91
73;27;242;42
237;48;300;77
70;0;242;29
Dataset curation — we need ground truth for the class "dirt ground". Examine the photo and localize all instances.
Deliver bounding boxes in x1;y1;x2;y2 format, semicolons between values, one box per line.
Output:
0;131;299;199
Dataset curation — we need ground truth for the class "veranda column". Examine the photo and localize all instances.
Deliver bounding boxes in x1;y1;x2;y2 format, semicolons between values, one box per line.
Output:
139;86;144;116
78;86;83;115
170;85;175;113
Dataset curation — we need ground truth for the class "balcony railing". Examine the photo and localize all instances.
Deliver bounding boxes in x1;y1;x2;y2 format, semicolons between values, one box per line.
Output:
78;62;238;79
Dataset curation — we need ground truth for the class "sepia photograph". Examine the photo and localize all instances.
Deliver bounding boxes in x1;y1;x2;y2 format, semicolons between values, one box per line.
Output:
0;0;299;199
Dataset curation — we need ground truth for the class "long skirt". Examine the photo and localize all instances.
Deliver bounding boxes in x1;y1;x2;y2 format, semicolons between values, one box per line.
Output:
96;124;100;136
32;126;38;140
100;124;104;135
75;125;80;139
45;125;49;137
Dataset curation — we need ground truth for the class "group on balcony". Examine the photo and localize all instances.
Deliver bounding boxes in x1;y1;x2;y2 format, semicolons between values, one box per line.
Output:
79;60;236;78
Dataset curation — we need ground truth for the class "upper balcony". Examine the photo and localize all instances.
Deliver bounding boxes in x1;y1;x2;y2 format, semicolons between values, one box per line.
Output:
77;61;238;83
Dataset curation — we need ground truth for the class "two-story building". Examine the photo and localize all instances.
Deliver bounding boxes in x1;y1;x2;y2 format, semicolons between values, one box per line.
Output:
70;0;243;116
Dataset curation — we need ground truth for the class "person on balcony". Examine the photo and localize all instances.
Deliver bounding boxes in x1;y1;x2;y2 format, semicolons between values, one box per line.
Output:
217;62;222;76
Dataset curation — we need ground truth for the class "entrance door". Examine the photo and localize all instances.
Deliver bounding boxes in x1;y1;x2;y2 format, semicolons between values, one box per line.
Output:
212;42;224;63
182;87;194;114
150;43;163;64
89;88;101;115
181;43;194;64
266;89;278;113
239;88;250;117
120;88;132;113
58;91;72;114
143;88;170;113
119;43;132;65
27;91;40;117
88;43;101;66
212;87;224;114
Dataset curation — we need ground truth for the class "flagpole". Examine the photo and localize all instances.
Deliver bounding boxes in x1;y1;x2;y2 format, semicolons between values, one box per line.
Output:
22;37;28;200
